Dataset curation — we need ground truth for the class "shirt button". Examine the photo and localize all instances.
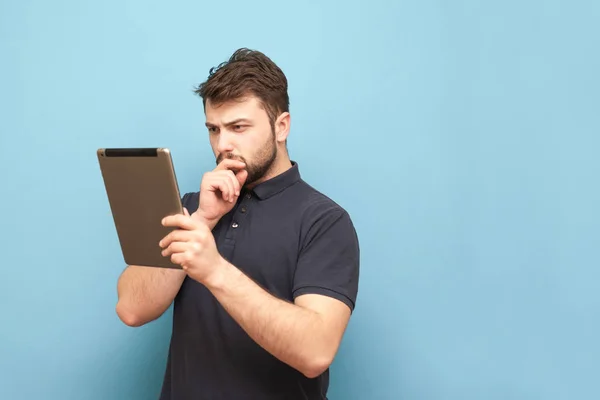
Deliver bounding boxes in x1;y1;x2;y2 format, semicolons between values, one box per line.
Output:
240;206;247;213
232;222;239;228
245;193;252;199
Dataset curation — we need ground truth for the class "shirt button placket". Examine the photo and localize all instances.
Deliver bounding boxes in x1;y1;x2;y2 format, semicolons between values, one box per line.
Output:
231;192;251;230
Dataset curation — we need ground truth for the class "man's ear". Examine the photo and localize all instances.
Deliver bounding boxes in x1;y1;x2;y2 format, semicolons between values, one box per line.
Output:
274;112;291;144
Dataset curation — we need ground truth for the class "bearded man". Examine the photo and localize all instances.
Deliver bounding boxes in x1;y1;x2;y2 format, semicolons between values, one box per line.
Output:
115;48;360;400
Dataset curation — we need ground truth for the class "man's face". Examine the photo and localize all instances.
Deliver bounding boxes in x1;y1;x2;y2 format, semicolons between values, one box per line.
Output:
205;96;277;186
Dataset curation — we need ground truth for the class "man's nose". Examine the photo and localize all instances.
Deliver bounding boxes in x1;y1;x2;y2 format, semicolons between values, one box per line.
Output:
217;131;234;154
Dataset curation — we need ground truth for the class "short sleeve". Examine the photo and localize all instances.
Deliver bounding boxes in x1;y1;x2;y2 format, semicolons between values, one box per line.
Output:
293;206;360;312
181;192;200;214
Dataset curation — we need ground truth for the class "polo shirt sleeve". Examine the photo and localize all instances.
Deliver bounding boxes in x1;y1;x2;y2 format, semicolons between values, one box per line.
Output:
292;204;360;312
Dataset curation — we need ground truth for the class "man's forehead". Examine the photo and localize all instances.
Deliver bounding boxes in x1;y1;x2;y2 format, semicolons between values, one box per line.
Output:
205;97;264;123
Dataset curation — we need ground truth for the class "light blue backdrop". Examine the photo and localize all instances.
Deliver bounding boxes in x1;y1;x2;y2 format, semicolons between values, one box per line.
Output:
1;1;598;399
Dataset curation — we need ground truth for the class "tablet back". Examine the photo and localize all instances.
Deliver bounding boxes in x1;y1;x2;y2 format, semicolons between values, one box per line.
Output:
97;148;183;269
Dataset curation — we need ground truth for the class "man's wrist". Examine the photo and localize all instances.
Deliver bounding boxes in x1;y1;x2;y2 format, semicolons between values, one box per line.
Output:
192;210;220;230
203;256;232;291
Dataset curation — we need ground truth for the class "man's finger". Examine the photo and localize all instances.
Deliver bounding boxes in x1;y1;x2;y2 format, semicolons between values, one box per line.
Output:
162;214;197;230
235;169;248;188
227;170;241;196
159;229;194;248
171;251;192;267
215;158;246;171
218;172;234;202
214;178;233;203
204;173;235;199
161;241;189;257
225;171;240;201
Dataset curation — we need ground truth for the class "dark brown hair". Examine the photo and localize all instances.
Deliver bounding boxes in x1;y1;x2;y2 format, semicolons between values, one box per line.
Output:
194;48;290;128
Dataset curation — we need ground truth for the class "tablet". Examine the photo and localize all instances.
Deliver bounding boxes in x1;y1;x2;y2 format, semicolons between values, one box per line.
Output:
97;147;184;269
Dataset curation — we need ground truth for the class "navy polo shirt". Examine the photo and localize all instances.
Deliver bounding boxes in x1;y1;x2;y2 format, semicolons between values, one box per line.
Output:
159;162;360;400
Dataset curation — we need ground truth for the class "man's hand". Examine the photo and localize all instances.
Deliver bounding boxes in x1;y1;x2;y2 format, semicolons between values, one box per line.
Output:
194;159;248;227
159;210;224;285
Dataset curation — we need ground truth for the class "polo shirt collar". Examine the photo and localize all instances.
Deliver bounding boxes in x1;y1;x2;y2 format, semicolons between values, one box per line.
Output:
250;161;301;200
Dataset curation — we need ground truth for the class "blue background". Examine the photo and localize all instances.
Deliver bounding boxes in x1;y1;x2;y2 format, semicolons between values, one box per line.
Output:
1;1;599;399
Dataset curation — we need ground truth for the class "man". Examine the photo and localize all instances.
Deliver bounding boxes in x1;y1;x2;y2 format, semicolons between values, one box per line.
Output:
115;48;360;399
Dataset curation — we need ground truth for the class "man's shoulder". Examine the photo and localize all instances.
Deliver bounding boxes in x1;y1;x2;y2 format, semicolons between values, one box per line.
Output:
293;179;354;227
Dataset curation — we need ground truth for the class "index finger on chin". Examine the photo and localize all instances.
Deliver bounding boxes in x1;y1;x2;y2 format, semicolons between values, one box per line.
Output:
215;158;246;171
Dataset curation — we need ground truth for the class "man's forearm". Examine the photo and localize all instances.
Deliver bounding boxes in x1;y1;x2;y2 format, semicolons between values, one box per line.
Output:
204;259;335;378
116;266;186;326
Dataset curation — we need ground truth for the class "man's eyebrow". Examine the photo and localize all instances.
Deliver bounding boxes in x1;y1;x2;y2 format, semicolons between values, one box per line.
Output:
205;118;251;128
224;118;252;126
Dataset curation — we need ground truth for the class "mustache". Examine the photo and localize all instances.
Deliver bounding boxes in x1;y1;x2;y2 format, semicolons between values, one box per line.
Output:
216;152;246;165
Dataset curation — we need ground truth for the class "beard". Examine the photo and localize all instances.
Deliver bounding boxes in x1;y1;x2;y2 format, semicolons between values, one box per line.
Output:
216;129;277;186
